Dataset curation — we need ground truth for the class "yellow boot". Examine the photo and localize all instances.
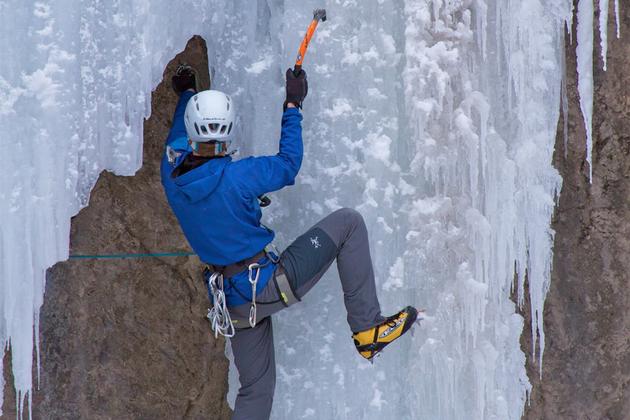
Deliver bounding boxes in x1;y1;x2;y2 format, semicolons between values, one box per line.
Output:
352;306;419;361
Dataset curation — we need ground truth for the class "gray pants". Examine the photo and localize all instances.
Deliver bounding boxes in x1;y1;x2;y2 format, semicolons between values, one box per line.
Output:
229;208;385;420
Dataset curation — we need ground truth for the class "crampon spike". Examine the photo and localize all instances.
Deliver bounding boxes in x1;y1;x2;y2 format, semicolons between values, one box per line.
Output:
416;309;426;322
410;310;426;336
368;351;383;364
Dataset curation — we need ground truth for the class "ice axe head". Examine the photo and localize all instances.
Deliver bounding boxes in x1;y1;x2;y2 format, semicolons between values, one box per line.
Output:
313;8;327;22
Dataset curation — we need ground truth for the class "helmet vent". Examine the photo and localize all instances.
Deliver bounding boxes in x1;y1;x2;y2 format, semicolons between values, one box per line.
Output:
227;122;233;135
194;122;200;135
200;125;208;135
226;102;230;111
196;103;200;111
220;125;227;134
209;123;219;133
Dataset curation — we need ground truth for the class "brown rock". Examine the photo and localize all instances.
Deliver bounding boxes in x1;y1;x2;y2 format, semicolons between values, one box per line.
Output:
523;3;630;420
1;350;17;419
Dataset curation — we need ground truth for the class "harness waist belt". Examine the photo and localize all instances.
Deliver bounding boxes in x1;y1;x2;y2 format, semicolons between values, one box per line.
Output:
207;250;266;278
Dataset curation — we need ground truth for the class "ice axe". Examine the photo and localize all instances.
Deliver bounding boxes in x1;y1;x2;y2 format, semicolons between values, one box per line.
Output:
293;8;327;76
258;9;326;209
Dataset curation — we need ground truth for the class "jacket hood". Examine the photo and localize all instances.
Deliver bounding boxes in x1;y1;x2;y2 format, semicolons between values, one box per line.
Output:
173;155;231;203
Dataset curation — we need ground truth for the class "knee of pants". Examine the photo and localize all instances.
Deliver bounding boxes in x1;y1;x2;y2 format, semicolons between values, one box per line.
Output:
239;366;276;400
334;207;365;227
238;349;276;395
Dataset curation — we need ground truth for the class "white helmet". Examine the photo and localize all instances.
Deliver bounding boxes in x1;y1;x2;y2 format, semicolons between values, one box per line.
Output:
184;90;236;143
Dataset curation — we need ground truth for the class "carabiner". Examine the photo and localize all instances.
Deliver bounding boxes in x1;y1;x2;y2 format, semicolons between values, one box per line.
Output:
248;263;261;327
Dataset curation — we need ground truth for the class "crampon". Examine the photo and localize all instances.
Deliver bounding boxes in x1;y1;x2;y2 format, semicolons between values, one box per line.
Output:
352;306;424;362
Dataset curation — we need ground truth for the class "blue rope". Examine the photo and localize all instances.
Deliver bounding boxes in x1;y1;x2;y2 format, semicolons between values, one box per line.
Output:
69;252;195;260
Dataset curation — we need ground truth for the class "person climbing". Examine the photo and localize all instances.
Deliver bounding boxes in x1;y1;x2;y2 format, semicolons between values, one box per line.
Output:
161;64;419;420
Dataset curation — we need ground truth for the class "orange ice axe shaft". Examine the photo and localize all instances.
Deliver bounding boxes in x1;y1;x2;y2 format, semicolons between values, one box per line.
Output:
294;9;327;76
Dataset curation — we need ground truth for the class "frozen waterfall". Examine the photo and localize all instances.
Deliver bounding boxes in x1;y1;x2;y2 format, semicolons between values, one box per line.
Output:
1;0;598;418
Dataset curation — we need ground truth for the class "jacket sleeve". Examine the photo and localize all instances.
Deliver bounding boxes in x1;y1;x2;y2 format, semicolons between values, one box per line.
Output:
235;108;303;197
165;90;195;151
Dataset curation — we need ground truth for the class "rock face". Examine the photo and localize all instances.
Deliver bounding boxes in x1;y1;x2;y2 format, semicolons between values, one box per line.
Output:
523;4;630;420
1;36;231;420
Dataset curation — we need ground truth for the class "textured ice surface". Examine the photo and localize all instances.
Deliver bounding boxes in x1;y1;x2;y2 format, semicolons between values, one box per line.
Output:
0;0;579;419
254;1;571;418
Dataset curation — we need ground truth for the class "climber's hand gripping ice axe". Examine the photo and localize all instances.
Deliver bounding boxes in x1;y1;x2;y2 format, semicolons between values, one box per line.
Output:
258;9;327;208
293;8;327;77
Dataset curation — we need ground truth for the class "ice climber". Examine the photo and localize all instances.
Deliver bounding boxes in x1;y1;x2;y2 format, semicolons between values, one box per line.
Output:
161;64;419;420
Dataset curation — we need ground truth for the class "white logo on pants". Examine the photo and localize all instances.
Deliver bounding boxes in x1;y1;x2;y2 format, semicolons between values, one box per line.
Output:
310;236;321;249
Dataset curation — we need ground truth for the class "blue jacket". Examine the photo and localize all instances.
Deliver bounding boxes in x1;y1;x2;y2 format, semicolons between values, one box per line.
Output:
160;91;303;306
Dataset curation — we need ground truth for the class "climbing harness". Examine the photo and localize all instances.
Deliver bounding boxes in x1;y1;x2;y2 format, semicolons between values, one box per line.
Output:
245;244;280;328
205;244;300;335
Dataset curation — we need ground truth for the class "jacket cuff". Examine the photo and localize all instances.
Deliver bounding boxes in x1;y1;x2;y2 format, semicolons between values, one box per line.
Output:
282;107;301;116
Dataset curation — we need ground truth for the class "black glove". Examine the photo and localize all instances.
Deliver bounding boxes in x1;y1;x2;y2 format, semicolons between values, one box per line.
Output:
284;68;308;111
172;64;198;95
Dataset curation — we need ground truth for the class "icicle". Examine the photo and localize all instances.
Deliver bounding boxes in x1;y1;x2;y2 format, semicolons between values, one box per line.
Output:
599;0;609;70
568;1;576;45
562;33;569;159
615;0;620;38
576;0;594;182
476;0;488;59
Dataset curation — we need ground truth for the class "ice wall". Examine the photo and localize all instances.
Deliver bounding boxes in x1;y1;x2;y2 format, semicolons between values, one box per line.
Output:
0;0;577;418
254;1;570;419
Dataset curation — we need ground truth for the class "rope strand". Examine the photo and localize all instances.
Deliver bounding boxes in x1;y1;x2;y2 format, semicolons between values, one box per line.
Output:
69;252;195;260
207;272;235;338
